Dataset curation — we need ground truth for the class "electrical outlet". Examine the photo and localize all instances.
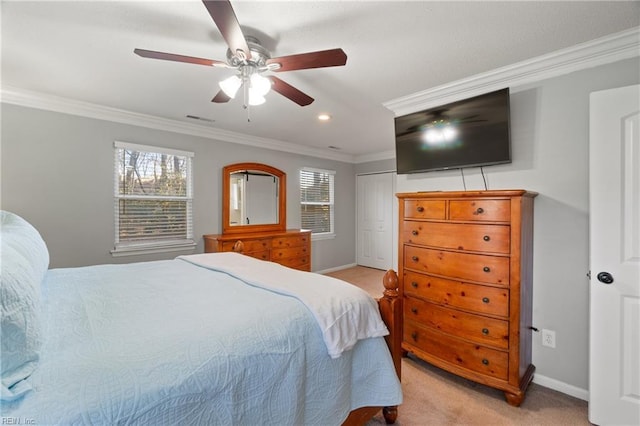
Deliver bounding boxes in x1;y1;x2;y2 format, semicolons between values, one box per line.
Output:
542;329;556;348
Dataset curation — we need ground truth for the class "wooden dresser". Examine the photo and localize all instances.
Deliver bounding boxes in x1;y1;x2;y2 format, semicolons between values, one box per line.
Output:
397;190;537;406
203;229;311;271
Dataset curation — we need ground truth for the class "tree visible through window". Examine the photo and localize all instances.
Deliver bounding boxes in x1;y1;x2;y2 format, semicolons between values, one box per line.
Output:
113;141;194;254
300;167;335;236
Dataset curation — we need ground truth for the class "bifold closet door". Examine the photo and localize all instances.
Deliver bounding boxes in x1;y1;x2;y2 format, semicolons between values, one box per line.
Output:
356;172;393;270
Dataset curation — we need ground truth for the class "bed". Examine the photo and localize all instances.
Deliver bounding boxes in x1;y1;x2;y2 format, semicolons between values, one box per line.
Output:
0;211;402;425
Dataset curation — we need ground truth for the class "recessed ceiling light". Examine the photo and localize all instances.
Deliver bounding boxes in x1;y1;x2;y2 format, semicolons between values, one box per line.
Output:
318;113;332;121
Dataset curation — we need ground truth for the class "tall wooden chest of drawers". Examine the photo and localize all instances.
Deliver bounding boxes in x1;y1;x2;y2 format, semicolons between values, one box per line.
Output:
397;190;537;406
203;229;311;271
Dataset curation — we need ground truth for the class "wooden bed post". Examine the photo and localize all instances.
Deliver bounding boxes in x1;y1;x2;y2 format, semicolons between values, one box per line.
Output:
341;269;401;426
380;269;402;380
379;269;401;424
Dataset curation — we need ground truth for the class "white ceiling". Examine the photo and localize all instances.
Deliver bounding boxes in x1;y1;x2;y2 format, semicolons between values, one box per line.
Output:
2;1;639;160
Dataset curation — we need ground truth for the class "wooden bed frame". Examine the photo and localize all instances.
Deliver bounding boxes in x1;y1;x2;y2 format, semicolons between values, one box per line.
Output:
342;269;402;425
232;241;402;425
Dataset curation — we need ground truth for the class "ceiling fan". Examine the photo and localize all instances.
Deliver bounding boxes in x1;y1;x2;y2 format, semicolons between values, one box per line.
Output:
134;0;347;108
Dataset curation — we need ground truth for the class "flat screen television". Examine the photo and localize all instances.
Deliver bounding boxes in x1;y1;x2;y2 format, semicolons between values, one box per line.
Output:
394;88;511;174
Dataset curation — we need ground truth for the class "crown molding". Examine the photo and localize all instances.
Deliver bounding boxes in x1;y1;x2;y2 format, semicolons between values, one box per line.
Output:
0;86;356;163
383;27;640;117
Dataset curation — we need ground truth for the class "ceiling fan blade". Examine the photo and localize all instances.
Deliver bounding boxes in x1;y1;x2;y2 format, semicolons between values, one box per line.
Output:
268;76;314;106
212;90;232;103
202;0;251;60
134;48;228;67
267;48;347;72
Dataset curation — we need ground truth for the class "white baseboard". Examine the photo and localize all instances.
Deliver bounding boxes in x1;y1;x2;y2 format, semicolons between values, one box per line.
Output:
315;263;357;275
533;374;589;401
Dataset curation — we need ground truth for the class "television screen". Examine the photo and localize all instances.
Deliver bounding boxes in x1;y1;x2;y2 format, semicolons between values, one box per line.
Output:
394;88;511;174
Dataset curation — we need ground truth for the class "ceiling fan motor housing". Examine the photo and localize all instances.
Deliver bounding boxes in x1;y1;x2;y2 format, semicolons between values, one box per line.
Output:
227;36;270;67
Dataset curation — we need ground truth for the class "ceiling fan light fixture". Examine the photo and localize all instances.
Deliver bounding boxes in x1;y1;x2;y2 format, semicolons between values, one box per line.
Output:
250;73;271;97
248;92;266;106
219;75;242;98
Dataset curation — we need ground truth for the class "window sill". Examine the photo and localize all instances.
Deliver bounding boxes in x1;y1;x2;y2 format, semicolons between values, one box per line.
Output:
111;242;197;257
311;233;336;242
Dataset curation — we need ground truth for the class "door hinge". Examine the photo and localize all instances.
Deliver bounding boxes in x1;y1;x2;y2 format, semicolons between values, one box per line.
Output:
587;270;591;280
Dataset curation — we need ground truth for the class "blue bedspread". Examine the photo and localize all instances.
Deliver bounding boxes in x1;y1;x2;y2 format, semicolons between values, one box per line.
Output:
1;258;402;425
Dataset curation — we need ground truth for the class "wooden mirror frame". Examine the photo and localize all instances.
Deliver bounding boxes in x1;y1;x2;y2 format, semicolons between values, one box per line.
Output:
222;162;286;234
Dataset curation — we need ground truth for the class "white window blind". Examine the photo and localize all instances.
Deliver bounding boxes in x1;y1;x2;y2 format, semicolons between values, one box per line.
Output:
112;141;194;255
300;167;335;236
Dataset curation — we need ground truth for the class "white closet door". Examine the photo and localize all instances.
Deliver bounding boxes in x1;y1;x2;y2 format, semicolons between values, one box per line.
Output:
589;84;640;426
356;172;393;270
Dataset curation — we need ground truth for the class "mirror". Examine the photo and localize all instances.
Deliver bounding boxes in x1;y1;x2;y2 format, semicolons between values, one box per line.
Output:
222;163;286;234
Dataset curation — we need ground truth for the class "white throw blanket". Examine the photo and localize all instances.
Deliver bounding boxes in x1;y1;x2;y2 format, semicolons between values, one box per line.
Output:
177;252;389;358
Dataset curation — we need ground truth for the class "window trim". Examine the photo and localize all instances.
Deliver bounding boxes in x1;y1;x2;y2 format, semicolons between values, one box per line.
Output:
300;167;336;240
111;141;196;257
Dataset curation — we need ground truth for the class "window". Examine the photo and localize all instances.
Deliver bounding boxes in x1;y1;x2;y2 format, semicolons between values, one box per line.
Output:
300;167;335;239
112;141;195;256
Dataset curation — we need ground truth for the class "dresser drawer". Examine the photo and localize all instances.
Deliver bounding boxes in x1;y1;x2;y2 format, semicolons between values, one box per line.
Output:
404;297;509;349
221;238;270;252
277;256;311;271
404;200;446;220
450;199;510;222
271;246;309;261
272;234;309;249
404;322;508;380
242;250;270;261
404;246;510;285
402;221;510;254
404;271;509;317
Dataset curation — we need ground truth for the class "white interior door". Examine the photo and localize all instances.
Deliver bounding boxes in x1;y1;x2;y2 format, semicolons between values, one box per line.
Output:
357;172;393;270
589;84;640;426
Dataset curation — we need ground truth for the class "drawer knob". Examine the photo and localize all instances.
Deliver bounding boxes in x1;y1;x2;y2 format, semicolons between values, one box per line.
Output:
483;266;491;273
417;206;424;212
411;307;418;314
483;235;491;242
482;328;489;335
412;230;419;236
482;358;489;365
411;281;418;288
412;256;419;262
411;331;418;341
476;207;485;214
482;297;490;304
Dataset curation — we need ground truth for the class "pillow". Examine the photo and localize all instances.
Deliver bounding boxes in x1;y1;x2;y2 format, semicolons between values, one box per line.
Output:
0;211;49;401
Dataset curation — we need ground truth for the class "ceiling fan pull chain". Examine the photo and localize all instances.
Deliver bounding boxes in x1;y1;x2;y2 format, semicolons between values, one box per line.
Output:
242;78;252;122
